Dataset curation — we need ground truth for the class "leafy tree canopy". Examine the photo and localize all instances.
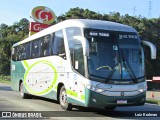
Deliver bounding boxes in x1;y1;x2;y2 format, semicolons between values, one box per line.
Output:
0;8;160;78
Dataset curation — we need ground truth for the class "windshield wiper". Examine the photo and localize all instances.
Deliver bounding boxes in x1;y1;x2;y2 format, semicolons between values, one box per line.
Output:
121;50;138;83
105;49;138;83
105;38;138;83
105;62;120;83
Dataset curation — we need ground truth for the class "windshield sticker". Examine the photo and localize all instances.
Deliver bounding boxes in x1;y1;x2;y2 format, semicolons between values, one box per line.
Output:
119;35;138;39
113;45;118;50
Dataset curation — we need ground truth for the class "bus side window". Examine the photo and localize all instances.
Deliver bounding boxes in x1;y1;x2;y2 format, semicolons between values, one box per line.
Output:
31;39;40;59
15;47;20;61
51;30;66;59
25;42;31;60
40;35;50;57
18;45;26;60
12;47;16;61
74;44;85;76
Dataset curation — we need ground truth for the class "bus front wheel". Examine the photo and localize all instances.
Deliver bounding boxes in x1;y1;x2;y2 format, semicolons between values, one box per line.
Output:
59;86;72;111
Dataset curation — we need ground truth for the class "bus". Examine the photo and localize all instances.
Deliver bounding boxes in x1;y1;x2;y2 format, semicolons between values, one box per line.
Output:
11;19;156;110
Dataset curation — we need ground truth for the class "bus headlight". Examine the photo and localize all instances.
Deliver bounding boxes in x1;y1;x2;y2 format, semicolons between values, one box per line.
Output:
86;85;93;90
137;83;147;93
86;85;96;91
86;85;103;93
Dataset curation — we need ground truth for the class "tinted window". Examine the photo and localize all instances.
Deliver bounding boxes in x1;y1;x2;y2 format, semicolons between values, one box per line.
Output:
40;35;50;57
74;44;85;76
51;30;66;59
12;47;18;61
12;30;66;61
66;27;82;39
25;42;31;59
65;27;84;76
12;42;31;61
31;39;40;58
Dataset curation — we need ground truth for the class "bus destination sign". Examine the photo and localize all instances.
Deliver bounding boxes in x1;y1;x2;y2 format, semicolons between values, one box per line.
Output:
88;31;110;37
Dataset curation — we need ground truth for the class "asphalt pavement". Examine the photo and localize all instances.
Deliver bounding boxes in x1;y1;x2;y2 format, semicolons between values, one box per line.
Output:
0;83;160;120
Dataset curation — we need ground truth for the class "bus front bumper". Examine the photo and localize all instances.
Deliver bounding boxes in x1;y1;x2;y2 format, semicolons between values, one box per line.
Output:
85;89;146;108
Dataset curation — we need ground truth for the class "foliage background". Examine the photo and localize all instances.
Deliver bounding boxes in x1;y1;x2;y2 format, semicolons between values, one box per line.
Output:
0;7;160;79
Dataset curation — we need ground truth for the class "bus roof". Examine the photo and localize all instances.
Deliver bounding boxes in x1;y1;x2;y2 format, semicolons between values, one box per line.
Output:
13;19;137;47
64;19;137;32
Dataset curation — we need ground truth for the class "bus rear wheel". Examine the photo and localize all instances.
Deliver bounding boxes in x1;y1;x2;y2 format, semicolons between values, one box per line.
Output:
20;82;31;99
59;86;72;111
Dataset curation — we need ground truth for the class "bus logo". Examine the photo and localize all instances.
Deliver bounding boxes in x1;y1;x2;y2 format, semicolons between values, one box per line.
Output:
30;22;51;32
120;92;125;96
31;6;56;25
2;112;11;118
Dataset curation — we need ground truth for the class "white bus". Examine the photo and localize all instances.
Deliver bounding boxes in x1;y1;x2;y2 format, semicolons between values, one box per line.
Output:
11;19;156;110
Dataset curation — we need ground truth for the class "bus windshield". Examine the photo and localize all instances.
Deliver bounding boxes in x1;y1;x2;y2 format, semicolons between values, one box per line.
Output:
85;30;144;83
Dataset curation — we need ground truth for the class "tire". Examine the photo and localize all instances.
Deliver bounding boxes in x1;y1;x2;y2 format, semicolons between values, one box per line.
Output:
105;106;116;111
59;86;72;111
20;82;31;99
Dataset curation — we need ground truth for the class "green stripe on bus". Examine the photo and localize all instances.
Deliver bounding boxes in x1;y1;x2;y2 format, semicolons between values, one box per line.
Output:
67;90;85;101
23;60;29;68
81;95;85;100
66;90;78;97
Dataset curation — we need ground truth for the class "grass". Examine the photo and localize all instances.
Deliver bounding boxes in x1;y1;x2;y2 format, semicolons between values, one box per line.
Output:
146;99;160;105
0;76;11;84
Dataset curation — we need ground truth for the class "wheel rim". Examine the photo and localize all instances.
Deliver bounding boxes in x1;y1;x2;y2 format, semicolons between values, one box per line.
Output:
60;90;67;106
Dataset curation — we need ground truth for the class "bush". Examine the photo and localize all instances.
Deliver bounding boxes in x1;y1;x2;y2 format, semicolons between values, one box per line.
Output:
147;82;160;90
0;75;11;84
146;99;160;105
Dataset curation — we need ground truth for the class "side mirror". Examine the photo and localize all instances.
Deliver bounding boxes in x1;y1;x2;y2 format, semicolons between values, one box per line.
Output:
142;41;157;59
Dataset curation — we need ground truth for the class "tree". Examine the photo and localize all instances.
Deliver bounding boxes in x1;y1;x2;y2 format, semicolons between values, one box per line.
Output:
0;18;29;75
0;8;160;78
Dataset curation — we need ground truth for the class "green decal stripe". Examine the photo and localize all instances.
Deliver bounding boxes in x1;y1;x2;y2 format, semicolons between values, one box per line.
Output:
67;90;85;101
67;90;78;97
81;95;85;100
22;60;29;69
24;60;58;95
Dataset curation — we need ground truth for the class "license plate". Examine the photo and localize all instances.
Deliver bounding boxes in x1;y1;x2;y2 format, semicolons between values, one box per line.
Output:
117;100;127;104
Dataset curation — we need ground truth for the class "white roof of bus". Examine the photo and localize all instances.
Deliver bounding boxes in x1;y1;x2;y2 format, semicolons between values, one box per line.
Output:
13;19;137;47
